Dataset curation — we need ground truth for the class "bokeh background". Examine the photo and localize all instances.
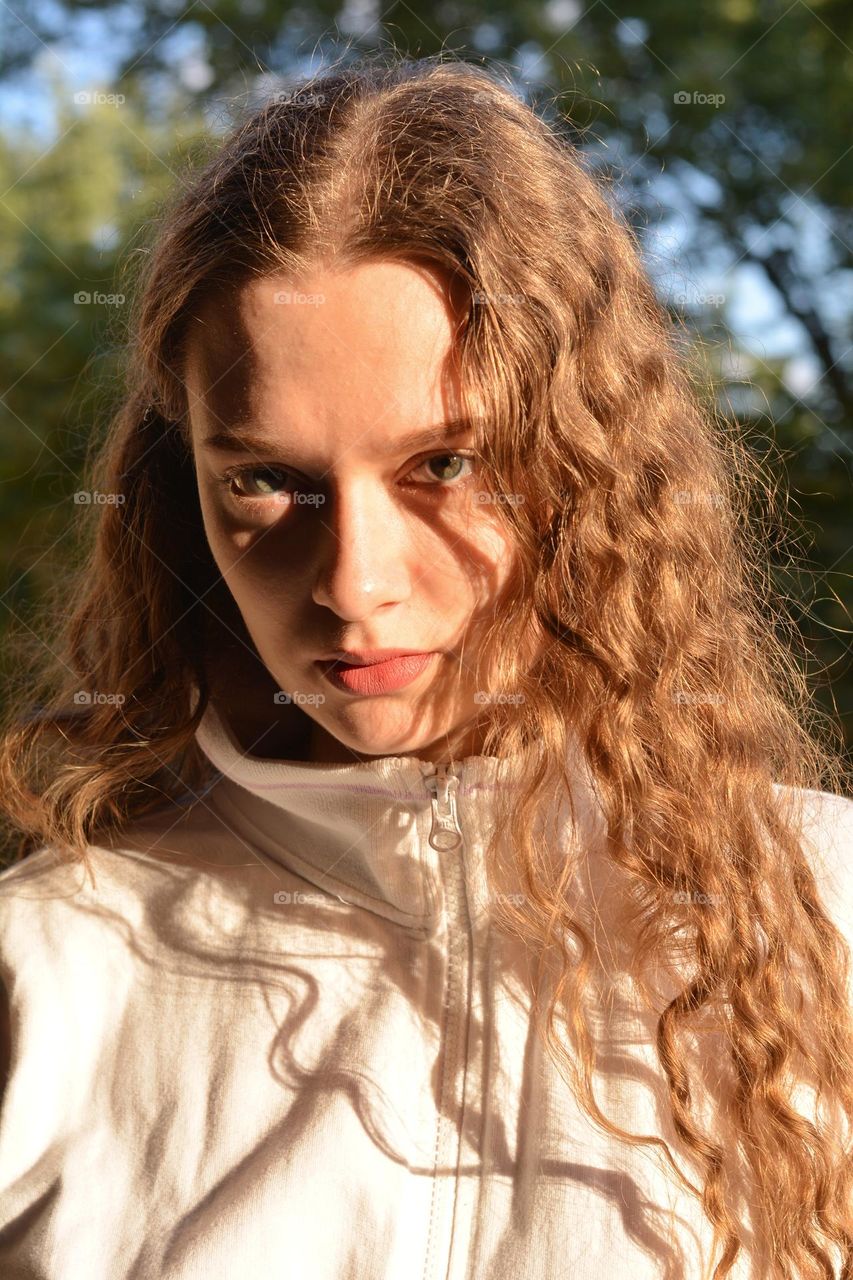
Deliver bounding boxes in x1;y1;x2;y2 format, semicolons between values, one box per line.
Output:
1;1;851;759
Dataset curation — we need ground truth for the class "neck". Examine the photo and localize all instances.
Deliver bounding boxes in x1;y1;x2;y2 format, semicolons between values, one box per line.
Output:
303;713;497;766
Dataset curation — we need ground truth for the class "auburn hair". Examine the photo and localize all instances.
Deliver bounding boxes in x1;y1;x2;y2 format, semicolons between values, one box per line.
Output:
2;52;852;1277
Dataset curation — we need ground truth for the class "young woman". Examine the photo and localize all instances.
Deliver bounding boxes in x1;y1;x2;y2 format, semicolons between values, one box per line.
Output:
0;54;851;1280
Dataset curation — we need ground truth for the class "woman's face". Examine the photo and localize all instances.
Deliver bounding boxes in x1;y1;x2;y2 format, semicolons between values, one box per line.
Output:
183;257;530;764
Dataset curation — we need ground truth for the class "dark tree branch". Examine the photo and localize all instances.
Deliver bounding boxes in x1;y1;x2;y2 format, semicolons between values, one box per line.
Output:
748;246;853;420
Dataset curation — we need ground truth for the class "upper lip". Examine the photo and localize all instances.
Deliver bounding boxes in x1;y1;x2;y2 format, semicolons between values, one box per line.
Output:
315;649;435;667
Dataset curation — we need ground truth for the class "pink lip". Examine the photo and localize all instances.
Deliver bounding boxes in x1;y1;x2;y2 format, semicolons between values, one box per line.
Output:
316;648;432;666
314;652;438;695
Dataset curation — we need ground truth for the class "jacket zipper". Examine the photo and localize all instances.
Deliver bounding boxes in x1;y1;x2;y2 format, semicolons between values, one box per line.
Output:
422;761;470;1280
424;762;463;851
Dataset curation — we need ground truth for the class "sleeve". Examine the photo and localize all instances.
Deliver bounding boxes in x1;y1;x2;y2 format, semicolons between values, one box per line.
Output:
0;974;9;1110
794;787;853;986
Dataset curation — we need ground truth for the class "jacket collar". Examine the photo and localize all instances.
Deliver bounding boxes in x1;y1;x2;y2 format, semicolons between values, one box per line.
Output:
192;695;524;929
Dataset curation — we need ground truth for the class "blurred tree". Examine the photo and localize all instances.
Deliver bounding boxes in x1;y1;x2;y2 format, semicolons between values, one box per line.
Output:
0;71;209;704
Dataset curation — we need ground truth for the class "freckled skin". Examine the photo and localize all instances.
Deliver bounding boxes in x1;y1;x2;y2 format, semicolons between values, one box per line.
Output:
183;258;533;765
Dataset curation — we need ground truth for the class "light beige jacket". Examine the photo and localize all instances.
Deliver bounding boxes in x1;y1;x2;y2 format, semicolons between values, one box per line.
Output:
1;697;851;1279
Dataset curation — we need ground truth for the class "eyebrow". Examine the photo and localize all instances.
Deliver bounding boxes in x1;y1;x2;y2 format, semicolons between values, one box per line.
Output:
200;417;478;458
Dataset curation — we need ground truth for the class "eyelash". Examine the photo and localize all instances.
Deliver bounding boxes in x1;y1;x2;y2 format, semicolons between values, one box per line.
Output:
216;451;478;508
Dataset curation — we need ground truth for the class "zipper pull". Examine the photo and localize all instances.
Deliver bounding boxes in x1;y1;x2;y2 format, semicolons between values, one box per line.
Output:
424;762;463;851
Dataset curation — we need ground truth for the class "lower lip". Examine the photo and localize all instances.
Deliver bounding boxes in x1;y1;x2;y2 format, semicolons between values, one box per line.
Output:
315;653;438;695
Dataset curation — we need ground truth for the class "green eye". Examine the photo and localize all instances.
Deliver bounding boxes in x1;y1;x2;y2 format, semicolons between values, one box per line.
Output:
224;466;292;499
413;452;475;486
428;454;465;481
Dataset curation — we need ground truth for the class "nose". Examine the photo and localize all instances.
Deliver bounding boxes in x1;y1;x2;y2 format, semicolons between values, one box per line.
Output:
311;475;413;620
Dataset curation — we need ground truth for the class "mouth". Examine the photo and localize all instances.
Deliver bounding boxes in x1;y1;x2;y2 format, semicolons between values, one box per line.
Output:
316;648;435;667
313;651;439;696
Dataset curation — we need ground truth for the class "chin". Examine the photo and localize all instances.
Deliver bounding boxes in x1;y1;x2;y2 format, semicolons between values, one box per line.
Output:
313;712;448;763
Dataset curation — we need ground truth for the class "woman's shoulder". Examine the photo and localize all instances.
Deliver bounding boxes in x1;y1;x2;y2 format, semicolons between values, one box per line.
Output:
0;795;262;951
0;842;104;921
772;783;853;861
771;782;853;938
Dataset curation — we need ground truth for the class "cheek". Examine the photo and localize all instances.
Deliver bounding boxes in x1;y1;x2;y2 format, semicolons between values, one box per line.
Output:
197;485;295;581
196;480;233;567
480;519;518;574
219;553;305;625
195;495;289;633
464;515;520;595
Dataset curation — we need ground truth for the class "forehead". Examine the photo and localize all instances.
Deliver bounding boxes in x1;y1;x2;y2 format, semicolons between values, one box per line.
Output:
181;260;469;433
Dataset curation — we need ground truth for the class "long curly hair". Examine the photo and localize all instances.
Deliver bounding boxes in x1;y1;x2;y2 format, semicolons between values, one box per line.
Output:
2;52;852;1277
